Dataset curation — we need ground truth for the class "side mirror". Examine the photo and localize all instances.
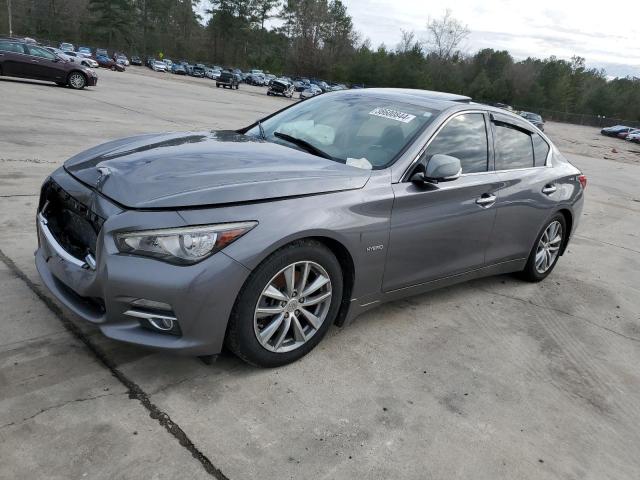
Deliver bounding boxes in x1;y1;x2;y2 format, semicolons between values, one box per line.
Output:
412;154;462;183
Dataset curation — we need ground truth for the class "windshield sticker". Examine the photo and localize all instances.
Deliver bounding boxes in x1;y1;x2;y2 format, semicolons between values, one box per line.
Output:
369;107;416;123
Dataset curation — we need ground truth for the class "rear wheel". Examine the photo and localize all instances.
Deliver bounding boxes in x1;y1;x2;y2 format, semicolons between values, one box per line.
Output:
226;240;343;367
68;72;86;90
110;65;116;71
520;214;566;282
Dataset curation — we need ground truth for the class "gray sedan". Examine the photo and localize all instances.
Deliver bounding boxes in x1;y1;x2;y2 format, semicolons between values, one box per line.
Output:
35;89;585;367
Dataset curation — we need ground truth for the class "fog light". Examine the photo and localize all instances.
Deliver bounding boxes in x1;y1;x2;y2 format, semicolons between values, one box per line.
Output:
148;316;174;331
123;301;181;336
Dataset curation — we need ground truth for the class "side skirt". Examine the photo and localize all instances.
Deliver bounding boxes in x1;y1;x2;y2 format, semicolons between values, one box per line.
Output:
340;258;526;326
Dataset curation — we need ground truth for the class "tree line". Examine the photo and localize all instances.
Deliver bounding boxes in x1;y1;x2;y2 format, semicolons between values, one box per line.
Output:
2;0;639;121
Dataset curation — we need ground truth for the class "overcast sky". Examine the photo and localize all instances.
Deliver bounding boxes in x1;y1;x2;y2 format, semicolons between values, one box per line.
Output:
199;0;640;77
345;0;639;77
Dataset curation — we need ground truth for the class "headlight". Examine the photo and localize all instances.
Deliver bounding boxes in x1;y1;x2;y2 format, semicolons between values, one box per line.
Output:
115;222;257;265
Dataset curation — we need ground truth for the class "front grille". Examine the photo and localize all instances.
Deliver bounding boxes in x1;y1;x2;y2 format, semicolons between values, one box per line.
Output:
39;179;105;260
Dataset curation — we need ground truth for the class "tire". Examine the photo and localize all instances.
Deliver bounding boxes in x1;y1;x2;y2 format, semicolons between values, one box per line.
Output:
520;213;566;282
226;240;343;367
216;83;220;88
110;65;116;71
67;72;86;90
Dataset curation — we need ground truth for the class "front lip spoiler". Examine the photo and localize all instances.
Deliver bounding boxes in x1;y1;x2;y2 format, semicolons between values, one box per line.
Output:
37;212;96;270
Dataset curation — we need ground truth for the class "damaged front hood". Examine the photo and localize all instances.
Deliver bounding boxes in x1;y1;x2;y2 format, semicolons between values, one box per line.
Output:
64;130;371;209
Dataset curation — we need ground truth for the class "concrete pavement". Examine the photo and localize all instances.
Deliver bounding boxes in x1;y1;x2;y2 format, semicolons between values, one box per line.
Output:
0;69;638;479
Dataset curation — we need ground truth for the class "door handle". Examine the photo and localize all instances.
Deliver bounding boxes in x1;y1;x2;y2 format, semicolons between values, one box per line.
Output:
476;193;496;207
542;184;557;195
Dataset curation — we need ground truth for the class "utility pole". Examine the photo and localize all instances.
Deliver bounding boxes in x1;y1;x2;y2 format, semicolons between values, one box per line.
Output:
7;0;12;37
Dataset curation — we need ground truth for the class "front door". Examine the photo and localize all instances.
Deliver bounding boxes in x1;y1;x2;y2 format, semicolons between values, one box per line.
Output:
383;112;499;291
24;45;66;82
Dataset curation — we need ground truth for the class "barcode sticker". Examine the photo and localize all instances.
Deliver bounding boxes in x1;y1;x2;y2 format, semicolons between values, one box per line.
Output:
369;107;416;123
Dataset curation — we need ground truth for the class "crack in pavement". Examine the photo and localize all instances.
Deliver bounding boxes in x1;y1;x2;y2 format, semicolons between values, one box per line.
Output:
0;391;122;430
475;287;640;343
0;247;230;480
0;194;39;198
573;234;640;255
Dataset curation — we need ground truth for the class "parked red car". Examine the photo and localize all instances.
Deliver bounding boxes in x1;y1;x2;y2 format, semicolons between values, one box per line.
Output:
95;54;125;71
0;37;97;89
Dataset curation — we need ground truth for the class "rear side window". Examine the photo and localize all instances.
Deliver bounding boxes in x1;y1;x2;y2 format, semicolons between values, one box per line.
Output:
422;113;488;173
494;123;534;170
532;133;550;166
0;41;24;53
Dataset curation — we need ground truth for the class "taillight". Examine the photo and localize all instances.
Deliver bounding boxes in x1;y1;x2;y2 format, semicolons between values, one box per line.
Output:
578;174;587;189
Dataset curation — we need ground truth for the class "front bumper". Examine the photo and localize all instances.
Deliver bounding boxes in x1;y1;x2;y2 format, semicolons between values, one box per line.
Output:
35;174;251;356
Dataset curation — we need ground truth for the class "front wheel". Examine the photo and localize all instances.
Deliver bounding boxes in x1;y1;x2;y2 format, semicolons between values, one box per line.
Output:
520;214;566;282
68;72;86;90
226;241;343;367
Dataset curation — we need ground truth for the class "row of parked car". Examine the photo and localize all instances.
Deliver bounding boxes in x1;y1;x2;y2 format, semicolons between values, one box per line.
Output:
140;57;349;100
601;125;640;143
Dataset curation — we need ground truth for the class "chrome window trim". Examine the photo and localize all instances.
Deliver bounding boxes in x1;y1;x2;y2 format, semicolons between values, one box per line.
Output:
400;108;554;182
400;109;490;182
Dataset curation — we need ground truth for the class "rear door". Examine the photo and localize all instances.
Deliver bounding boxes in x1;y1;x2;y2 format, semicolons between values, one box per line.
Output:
383;111;501;291
484;113;559;264
0;40;28;76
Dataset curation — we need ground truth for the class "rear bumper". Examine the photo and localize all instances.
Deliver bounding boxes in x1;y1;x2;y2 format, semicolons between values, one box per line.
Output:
35;175;252;356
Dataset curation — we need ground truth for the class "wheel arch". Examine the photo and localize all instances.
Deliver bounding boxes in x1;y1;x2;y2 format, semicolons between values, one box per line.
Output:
306;235;355;327
556;207;573;255
230;233;356;332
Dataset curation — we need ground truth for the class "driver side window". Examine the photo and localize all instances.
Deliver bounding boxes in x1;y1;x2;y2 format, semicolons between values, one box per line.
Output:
421;113;489;174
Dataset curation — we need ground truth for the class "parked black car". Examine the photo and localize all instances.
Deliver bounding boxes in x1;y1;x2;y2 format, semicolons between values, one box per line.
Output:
0;38;97;89
216;70;240;89
520;111;545;131
192;64;205;77
601;125;634;137
172;63;187;75
130;56;142;66
267;78;295;97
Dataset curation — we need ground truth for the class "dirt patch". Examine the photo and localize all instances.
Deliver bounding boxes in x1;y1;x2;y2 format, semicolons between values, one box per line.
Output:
544;122;640;165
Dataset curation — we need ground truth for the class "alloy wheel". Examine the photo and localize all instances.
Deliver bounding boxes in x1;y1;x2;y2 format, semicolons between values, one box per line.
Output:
69;72;85;89
254;261;332;353
535;220;563;274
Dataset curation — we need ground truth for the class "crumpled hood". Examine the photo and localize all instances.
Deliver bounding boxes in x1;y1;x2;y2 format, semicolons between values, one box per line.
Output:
64;130;371;209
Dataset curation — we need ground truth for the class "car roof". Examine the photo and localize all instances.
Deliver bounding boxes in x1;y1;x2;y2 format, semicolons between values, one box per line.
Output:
329;88;472;110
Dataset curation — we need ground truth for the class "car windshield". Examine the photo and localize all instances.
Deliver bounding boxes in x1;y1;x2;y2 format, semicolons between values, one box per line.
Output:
246;93;439;169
